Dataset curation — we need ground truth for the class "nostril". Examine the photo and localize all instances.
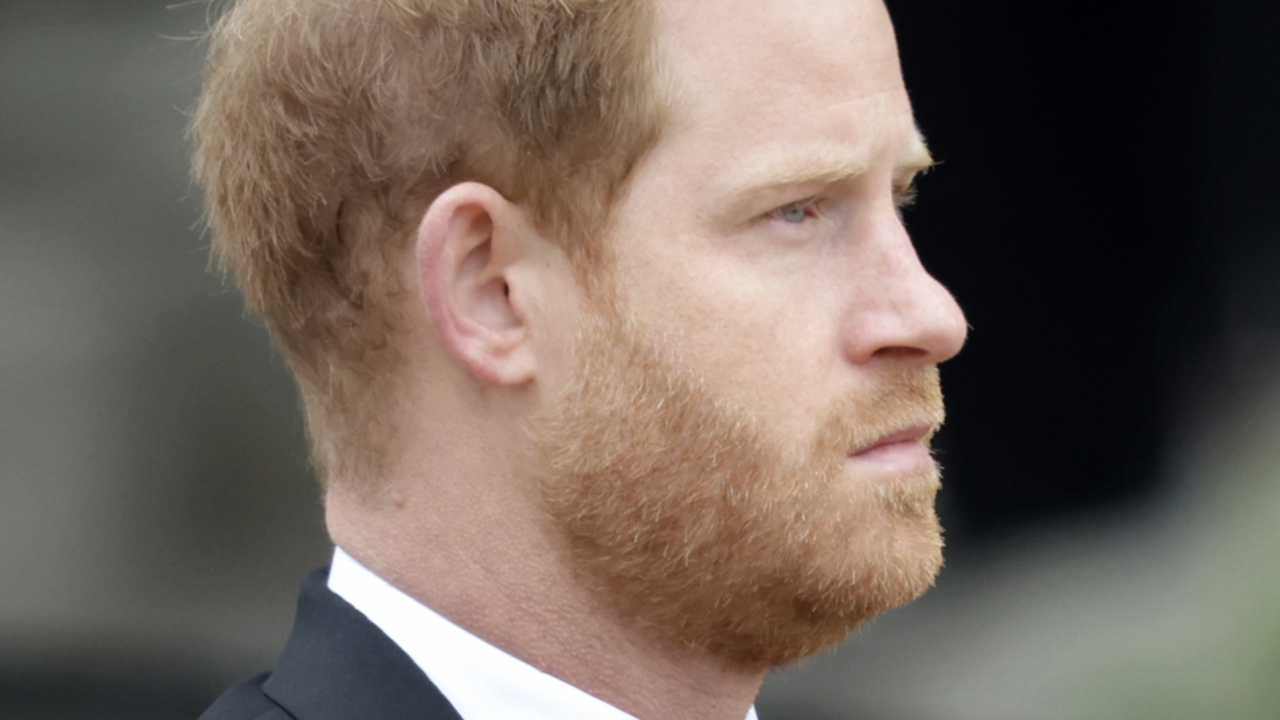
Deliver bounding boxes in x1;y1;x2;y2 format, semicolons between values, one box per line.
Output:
872;346;929;360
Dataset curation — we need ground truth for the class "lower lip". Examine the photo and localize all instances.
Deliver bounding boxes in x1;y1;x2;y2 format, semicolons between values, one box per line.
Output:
849;440;934;467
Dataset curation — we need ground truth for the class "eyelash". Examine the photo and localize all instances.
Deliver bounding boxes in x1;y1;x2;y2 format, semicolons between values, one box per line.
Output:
768;183;920;225
771;198;818;224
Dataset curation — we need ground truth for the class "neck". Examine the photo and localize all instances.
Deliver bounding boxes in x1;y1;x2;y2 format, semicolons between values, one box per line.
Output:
326;476;764;720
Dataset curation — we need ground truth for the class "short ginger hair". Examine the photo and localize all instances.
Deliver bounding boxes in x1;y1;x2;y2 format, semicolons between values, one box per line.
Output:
191;0;665;488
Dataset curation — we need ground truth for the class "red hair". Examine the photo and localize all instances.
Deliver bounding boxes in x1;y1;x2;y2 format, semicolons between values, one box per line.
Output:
191;0;665;487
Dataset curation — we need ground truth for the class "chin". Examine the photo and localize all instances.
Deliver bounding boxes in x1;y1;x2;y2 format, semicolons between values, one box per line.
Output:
534;307;949;669
746;467;944;665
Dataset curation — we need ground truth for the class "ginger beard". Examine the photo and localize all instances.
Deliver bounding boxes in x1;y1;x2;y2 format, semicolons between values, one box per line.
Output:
533;305;947;669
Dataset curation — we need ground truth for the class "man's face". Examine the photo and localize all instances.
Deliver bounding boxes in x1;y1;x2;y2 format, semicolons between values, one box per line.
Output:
534;0;967;668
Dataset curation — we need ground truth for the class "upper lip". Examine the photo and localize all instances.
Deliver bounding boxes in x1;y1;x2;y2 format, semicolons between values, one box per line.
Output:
851;424;934;456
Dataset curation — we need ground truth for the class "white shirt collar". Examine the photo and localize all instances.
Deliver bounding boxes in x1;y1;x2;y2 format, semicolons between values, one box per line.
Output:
328;547;760;720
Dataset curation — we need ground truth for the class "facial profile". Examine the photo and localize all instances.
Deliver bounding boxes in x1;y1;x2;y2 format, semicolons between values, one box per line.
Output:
532;0;966;670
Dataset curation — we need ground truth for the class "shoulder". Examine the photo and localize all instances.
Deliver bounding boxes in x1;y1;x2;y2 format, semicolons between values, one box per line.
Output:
197;568;464;720
199;672;293;720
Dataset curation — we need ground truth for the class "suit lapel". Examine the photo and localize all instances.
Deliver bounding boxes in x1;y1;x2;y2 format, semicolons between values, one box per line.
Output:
263;570;464;720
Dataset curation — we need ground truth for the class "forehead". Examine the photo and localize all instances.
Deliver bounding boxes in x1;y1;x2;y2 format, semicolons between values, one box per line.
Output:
657;0;903;98
647;0;919;178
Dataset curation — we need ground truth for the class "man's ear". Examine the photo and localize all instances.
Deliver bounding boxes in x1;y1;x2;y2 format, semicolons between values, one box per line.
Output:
416;182;537;386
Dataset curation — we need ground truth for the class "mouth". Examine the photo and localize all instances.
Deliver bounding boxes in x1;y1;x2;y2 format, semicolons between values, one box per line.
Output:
848;423;936;465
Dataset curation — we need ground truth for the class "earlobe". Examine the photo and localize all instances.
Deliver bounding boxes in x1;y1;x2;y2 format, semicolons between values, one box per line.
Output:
416;183;537;386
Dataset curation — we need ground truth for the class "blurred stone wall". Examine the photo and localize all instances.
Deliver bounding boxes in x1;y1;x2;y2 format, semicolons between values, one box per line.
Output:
0;2;330;714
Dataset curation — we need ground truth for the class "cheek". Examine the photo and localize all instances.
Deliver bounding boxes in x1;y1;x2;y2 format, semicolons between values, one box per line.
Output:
624;260;845;426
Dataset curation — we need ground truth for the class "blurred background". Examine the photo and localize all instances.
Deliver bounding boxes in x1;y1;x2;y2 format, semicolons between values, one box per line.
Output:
1;0;1276;718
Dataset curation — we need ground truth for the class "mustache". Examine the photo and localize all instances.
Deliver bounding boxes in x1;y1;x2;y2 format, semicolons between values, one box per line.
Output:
813;365;946;460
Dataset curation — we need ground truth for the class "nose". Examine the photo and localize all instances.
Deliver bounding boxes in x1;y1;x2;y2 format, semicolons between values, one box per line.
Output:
841;213;968;366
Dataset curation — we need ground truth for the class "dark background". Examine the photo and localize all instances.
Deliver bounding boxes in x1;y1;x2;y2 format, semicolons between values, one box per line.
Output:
896;0;1216;542
2;1;1277;718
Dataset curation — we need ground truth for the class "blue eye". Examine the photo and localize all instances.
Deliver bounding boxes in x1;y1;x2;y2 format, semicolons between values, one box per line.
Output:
775;201;809;224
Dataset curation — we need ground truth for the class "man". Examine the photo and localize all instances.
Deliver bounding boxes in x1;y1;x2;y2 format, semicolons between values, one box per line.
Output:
193;0;966;718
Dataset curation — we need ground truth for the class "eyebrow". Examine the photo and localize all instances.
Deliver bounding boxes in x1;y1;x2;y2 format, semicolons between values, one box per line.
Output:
730;128;936;198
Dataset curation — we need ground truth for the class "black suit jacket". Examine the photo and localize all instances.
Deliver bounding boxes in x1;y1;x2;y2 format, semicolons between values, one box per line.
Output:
199;569;464;720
